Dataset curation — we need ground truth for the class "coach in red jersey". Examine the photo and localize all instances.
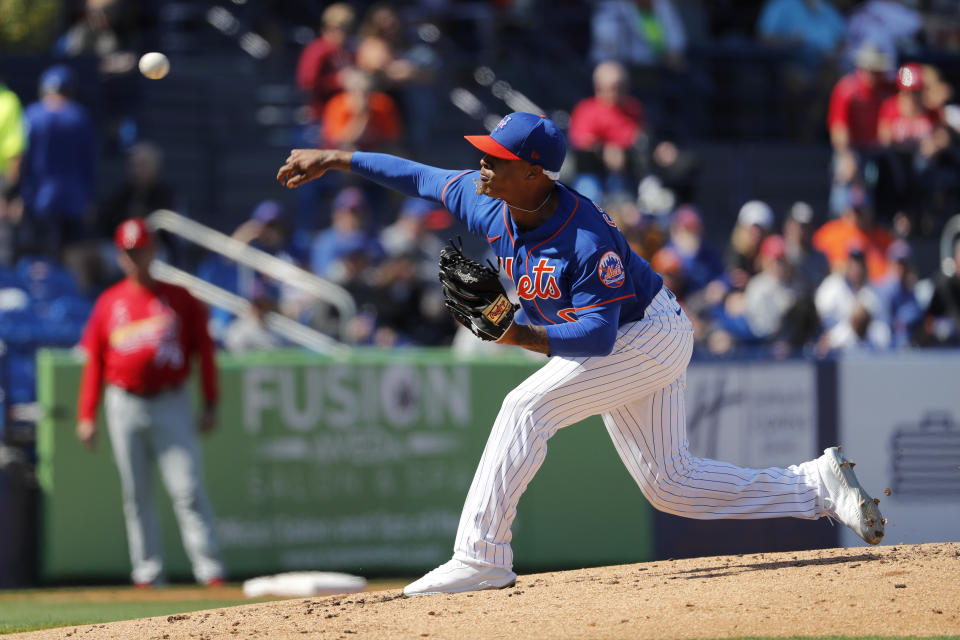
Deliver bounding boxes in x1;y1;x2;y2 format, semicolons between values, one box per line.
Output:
76;218;225;587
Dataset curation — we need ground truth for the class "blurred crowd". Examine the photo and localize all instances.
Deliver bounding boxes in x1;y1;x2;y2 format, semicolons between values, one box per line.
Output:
3;0;960;359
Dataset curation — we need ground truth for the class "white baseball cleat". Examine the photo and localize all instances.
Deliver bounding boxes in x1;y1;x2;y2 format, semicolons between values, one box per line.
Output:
817;446;885;545
402;559;516;597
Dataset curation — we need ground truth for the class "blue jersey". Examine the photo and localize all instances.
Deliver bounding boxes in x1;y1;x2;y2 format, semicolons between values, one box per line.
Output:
351;152;663;355
21;100;96;219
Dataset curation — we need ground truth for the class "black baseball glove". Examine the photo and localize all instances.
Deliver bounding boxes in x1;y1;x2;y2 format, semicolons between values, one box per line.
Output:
438;241;517;341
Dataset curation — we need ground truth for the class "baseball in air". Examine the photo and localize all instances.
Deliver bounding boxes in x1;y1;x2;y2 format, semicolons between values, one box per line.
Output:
138;52;170;80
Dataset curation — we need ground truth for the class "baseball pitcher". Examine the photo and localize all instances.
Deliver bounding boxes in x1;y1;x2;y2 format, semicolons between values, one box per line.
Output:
277;112;885;597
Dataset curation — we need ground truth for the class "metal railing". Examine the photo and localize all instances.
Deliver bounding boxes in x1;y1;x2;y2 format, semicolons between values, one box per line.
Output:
940;213;960;277
151;262;349;357
146;209;356;354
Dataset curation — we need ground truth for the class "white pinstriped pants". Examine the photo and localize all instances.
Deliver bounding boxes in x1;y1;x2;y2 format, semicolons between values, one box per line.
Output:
453;287;825;569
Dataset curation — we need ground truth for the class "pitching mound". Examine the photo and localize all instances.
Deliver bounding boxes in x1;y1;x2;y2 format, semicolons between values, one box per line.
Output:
14;542;960;640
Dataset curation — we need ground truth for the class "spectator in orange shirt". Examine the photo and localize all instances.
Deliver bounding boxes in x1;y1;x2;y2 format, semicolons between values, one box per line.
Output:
321;69;403;152
569;61;647;199
296;4;355;125
812;183;893;282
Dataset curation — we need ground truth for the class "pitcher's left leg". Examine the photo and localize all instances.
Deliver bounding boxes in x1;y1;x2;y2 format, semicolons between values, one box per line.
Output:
603;375;823;520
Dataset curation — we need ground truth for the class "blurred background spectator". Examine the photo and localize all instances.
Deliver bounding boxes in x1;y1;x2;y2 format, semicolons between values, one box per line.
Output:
875;238;923;348
664;204;724;296
296;2;355;129
783;201;831;294
321;68;403;152
727;200;775;292
827;42;895;157
815;244;889;352
310;186;383;280
353;3;439;153
17;65;96;263
0;73;25;266
813;183;892;281
591;0;686;70
569;61;647;201
758;0;847;140
921;236;960;346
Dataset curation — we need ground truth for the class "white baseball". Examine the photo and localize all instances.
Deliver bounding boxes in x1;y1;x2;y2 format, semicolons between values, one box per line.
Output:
138;52;170;80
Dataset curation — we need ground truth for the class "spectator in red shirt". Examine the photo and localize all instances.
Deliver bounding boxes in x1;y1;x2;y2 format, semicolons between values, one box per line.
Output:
878;63;944;148
77;218;225;588
296;3;355;124
876;63;952;226
569;61;647;199
827;42;895;155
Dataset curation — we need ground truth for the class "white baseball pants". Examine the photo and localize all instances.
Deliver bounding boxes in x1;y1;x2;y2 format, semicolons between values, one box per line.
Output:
105;385;224;584
453;287;824;569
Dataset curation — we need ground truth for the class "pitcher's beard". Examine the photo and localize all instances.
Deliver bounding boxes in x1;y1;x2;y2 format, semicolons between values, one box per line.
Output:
474;178;494;197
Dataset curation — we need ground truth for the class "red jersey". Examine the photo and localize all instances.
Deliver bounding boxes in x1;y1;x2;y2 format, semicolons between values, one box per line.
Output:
78;280;218;421
878;94;941;144
568;96;646;150
827;71;895;148
296;37;353;121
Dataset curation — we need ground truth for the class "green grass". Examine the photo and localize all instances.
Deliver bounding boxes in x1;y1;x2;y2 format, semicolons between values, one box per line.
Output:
0;597;265;634
0;580;406;634
0;584;286;635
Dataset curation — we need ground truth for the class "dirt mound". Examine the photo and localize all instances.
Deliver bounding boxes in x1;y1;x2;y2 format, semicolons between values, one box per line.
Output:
14;542;960;640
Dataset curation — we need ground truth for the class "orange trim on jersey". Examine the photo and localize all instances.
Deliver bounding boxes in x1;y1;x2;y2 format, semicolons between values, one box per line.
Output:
441;170;472;209
526;197;579;325
502;203;515;247
557;294;636;322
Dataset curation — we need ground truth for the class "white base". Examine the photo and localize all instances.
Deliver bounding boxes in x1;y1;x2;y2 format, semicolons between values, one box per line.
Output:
242;571;367;598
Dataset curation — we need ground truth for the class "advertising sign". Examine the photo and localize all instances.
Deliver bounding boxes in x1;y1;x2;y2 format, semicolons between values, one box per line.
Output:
838;353;960;546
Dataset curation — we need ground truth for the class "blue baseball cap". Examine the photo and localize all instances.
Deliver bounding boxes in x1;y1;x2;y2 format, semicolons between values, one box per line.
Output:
39;64;76;95
465;112;566;179
251;199;284;224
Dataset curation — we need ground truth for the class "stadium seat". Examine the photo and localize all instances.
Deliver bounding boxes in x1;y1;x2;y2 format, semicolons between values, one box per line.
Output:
15;257;79;302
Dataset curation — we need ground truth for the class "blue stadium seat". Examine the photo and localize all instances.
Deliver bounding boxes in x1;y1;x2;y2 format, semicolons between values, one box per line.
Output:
46;296;94;326
0;309;40;346
5;347;37;404
15;257;79;301
196;256;240;294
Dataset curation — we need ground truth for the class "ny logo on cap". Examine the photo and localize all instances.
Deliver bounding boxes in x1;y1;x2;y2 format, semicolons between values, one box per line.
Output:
495;115;512;131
